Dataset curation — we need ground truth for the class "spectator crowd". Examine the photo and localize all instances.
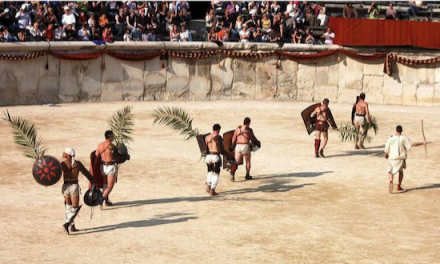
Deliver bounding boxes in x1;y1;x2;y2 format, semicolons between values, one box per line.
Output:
0;1;431;44
0;1;192;42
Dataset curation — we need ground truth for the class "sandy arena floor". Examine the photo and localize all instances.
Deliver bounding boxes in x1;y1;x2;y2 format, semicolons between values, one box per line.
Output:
0;101;439;264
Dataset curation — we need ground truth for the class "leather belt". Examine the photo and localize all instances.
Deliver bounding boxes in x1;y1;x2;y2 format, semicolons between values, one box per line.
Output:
356;114;366;117
102;161;115;165
64;180;78;184
237;142;249;145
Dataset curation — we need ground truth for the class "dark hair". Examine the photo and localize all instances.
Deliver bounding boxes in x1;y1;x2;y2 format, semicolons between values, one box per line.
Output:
213;124;221;131
244;117;251;125
323;98;330;104
396;125;403;133
105;130;114;139
360;93;366;100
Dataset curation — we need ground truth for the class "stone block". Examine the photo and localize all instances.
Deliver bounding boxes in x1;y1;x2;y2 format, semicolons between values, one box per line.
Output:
79;59;102;102
276;59;298;100
402;85;417;106
383;67;403;105
296;63;315;102
101;82;123;101
435;62;440;83
255;57;277;100
417;64;435;85
416;84;434;106
343;56;364;89
144;57;167;101
17;58;46;104
0;68;18;106
338;87;362;104
363;75;383;104
315;86;338;102
189;59;211;101
363;59;385;76
121;60;145;101
401;64;419;85
232;58;256;99
166;58;190;100
210;57;233;100
434;83;440;106
316;55;339;87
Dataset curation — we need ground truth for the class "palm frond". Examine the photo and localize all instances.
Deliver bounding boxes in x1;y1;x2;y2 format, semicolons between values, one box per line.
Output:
152;106;199;140
108;106;134;147
2;110;46;160
338;116;379;144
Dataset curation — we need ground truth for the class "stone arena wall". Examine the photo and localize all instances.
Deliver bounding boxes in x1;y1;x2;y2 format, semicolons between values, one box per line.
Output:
0;42;439;106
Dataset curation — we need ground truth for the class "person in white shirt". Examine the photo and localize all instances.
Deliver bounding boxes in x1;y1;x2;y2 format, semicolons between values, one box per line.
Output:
321;27;335;45
29;22;42;39
239;24;250;43
384;125;426;193
78;25;91;41
15;7;31;29
55;24;66;41
179;25;190;41
62;6;76;30
123;29;132;42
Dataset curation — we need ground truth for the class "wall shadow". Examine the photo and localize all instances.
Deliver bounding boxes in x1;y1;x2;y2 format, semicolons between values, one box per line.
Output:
223;181;314;195
326;149;385;158
73;213;197;235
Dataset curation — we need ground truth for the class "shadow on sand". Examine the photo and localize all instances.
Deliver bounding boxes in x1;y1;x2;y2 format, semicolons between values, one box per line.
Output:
223;181;314;195
73;213;197;235
397;183;440;193
252;171;333;181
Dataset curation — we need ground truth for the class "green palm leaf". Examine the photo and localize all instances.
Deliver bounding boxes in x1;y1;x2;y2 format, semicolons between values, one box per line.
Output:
338;116;379;143
3;110;46;160
152;107;199;140
108;106;134;147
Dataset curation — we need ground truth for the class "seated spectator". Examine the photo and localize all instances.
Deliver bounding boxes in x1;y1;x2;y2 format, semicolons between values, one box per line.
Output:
408;1;423;17
248;1;259;15
123;28;132;42
386;3;398;20
260;1;269;16
115;8;126;37
253;27;263;42
177;10;188;28
90;26;101;40
261;13;272;34
305;28;314;44
227;1;238;19
245;13;259;32
44;7;58;26
147;28;157;41
35;7;46;29
42;23;55;41
207;26;217;42
232;15;243;39
54;24;66;41
293;4;304;26
88;14;96;28
283;12;295;40
102;25;113;42
293;28;305;43
217;26;229;42
0;30;6;42
343;3;358;19
29;22;43;41
99;13;109;29
177;1;190;13
368;2;380;19
2;27;14;42
317;6;328;26
321;27;335;45
179;25;190;42
205;9;217;33
271;1;281;18
132;27;142;41
17;30;28;42
65;24;77;41
239;24;250;43
305;3;318;26
165;11;174;32
272;12;284;37
79;11;88;25
15;7;32;29
141;28;149;41
170;24;180;41
61;6;76;30
269;30;280;43
137;9;148;31
78;24;91;41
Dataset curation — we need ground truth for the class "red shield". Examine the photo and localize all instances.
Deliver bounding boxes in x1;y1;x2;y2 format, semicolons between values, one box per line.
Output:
32;156;62;186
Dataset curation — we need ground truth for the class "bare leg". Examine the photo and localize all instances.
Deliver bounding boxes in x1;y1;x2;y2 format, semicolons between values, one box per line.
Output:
103;175;116;205
397;172;404;191
315;131;321;157
321;132;328;150
354;123;360;149
244;154;251;179
359;125;366;149
388;173;394;193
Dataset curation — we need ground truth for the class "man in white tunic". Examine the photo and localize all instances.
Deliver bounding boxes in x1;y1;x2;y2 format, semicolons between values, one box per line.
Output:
384;125;426;193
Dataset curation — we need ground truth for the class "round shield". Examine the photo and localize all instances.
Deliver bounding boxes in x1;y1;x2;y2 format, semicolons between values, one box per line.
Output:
84;185;103;207
32;155;62;186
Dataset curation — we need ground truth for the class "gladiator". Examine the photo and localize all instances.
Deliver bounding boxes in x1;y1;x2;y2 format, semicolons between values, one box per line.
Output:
61;147;95;234
204;124;232;196
384;125;426;193
310;98;338;158
354;93;372;149
229;117;261;181
94;130;120;206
